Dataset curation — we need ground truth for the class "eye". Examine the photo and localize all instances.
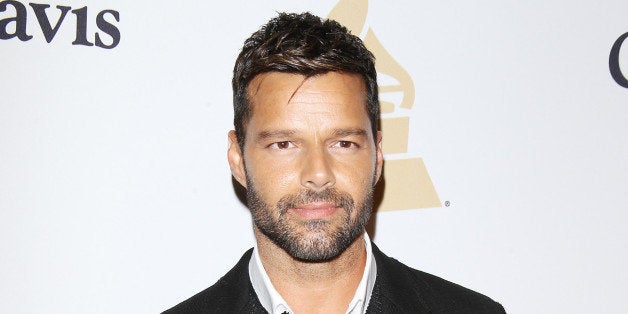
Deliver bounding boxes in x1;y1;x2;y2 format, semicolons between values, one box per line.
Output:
268;141;294;149
333;141;359;149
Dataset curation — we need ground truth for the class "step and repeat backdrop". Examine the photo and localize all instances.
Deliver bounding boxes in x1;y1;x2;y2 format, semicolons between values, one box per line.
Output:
2;0;627;313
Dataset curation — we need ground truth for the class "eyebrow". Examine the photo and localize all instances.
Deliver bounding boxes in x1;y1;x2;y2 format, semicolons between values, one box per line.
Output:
332;128;368;138
254;128;368;143
255;130;296;142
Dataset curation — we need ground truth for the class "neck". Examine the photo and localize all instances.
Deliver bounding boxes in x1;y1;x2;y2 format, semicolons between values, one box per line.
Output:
255;228;367;313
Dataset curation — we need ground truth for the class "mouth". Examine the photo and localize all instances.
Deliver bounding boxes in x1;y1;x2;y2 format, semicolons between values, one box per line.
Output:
290;202;340;219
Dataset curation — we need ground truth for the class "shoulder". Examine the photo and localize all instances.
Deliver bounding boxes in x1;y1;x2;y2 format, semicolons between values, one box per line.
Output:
162;248;265;314
369;244;506;313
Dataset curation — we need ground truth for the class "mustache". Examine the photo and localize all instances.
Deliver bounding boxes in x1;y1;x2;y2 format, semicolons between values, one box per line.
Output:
276;188;355;214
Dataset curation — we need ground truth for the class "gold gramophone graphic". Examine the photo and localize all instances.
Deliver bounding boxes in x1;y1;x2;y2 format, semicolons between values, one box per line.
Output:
328;0;441;211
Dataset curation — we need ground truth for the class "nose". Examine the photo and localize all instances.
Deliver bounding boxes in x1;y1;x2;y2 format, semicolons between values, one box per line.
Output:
300;147;335;191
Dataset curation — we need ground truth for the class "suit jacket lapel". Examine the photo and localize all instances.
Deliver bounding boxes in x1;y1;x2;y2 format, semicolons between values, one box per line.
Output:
366;243;433;313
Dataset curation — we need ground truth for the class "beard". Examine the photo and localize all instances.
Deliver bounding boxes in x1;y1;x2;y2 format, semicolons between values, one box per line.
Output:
246;177;374;262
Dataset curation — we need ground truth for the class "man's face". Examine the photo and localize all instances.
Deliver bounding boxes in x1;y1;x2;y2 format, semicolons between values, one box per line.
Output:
228;72;383;262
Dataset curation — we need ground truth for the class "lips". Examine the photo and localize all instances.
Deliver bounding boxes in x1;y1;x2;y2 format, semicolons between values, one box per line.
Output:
291;202;340;219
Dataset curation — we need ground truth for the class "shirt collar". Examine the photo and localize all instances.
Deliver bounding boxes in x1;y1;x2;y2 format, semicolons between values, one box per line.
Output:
248;233;377;314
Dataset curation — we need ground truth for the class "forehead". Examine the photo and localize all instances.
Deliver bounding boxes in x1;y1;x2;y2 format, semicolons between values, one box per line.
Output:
246;72;368;126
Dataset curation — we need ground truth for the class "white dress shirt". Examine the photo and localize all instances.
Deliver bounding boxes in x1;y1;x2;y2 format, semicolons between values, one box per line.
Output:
248;233;377;314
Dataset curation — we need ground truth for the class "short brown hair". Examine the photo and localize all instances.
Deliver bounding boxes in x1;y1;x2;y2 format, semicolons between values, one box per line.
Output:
232;12;378;146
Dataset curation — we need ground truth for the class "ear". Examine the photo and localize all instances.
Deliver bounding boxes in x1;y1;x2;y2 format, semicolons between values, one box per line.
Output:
227;130;247;188
374;131;383;184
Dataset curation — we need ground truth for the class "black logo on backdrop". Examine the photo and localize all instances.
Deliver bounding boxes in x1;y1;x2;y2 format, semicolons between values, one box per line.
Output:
610;32;628;88
0;0;120;49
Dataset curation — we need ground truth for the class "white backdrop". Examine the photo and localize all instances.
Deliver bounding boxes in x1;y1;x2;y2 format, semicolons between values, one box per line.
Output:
2;1;628;313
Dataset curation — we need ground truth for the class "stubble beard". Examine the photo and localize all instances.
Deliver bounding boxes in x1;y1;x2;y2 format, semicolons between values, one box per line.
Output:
246;177;374;262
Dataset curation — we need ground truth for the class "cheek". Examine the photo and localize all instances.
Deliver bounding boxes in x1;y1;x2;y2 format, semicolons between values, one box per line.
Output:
246;154;298;203
334;158;375;193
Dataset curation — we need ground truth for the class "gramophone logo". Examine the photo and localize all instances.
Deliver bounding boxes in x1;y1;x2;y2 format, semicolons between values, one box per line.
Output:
328;0;441;211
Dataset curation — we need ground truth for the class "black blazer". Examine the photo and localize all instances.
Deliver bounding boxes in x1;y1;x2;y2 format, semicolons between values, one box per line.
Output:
163;244;506;313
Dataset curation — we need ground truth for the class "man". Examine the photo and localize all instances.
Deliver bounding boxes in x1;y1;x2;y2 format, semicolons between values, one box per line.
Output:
165;12;505;313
